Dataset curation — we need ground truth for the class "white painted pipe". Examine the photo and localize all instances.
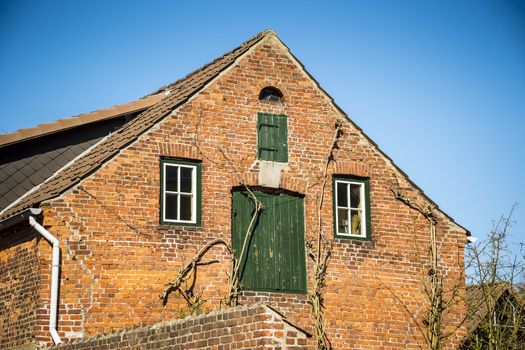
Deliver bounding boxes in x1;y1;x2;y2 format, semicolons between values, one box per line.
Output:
29;216;62;345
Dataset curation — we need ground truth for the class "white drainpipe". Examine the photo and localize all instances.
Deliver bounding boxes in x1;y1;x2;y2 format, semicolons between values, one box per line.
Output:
29;216;62;345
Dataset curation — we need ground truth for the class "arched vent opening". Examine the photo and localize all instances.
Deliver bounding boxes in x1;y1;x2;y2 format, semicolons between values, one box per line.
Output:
259;86;283;102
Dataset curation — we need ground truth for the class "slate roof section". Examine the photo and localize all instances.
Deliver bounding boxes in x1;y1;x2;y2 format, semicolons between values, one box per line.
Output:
0;93;164;148
0;137;101;211
0;97;155;212
0;30;271;221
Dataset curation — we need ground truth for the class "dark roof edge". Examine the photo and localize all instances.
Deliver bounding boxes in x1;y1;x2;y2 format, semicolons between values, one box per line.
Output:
0;208;42;231
272;35;470;236
42;31;273;202
148;29;274;96
0;30;468;236
0;30;272;221
0;93;165;148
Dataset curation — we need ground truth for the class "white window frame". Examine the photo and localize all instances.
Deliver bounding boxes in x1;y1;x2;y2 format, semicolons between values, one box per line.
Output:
162;162;197;224
334;179;367;237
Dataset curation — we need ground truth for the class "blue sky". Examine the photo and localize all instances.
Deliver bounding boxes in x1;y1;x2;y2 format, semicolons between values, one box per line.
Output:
1;1;524;253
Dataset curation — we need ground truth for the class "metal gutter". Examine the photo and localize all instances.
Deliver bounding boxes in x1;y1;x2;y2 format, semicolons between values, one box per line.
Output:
29;216;62;345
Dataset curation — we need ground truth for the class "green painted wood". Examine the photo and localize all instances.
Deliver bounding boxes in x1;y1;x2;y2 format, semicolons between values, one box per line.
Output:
276;114;288;163
257;113;288;163
231;190;306;292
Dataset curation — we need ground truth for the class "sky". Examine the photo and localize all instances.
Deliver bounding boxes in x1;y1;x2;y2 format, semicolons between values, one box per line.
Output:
1;1;524;257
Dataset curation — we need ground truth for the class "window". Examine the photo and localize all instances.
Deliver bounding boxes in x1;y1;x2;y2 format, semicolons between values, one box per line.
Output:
257;113;288;162
259;86;283;103
160;159;201;225
333;176;371;240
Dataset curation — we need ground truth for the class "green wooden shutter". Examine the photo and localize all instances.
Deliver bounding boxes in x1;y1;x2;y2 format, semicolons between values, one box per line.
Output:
232;190;306;292
257;113;288;162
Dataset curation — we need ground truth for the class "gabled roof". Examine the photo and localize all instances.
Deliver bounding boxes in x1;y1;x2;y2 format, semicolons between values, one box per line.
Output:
0;30;470;236
0;95;164;212
0;30;270;221
466;283;523;333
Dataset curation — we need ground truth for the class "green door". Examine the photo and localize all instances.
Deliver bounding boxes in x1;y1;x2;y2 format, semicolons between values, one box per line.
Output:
232;190;306;292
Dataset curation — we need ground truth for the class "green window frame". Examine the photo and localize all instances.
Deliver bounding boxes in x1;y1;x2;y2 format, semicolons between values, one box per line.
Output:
332;175;371;241
257;113;288;162
160;158;201;226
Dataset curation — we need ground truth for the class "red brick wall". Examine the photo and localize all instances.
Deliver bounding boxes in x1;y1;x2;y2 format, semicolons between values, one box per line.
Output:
4;35;466;349
48;304;307;350
0;223;40;348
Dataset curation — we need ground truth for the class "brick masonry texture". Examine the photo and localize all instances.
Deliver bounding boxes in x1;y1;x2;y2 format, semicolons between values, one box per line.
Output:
1;33;468;349
0;223;40;348
47;304;307;350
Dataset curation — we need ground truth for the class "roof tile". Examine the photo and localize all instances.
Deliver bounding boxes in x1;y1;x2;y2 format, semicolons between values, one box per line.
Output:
0;30;272;220
465;283;518;332
0;93;164;148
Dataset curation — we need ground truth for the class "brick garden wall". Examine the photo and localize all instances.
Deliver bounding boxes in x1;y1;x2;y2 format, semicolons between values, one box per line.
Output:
48;304;307;350
2;34;468;349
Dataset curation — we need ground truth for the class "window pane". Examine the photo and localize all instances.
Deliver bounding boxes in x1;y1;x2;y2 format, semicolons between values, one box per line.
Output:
180;167;193;193
180;194;192;221
165;166;178;191
337;182;348;207
351;209;362;236
165;193;178;220
350;184;362;209
337;208;349;234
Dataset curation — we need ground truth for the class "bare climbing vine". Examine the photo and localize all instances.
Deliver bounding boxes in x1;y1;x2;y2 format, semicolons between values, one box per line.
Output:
228;186;264;306
305;120;343;350
160;238;231;312
160;110;267;313
390;189;465;350
393;190;442;349
166;113;349;350
160;185;263;313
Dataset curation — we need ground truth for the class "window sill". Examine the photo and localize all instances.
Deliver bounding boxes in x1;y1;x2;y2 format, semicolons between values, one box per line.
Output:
334;234;372;242
241;287;307;295
156;222;200;230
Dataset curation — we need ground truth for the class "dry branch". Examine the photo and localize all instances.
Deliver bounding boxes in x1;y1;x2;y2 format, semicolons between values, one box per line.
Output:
161;238;232;310
463;204;525;349
390;188;466;349
227;186;264;307
307;120;343;350
161;185;263;312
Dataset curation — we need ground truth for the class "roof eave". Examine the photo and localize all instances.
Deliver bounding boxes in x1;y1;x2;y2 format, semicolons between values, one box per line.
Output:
0;207;42;231
0;30;273;221
0;93;165;148
271;34;470;236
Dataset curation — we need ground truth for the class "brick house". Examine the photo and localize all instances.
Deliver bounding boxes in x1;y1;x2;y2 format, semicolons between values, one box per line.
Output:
0;30;470;349
461;283;525;348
